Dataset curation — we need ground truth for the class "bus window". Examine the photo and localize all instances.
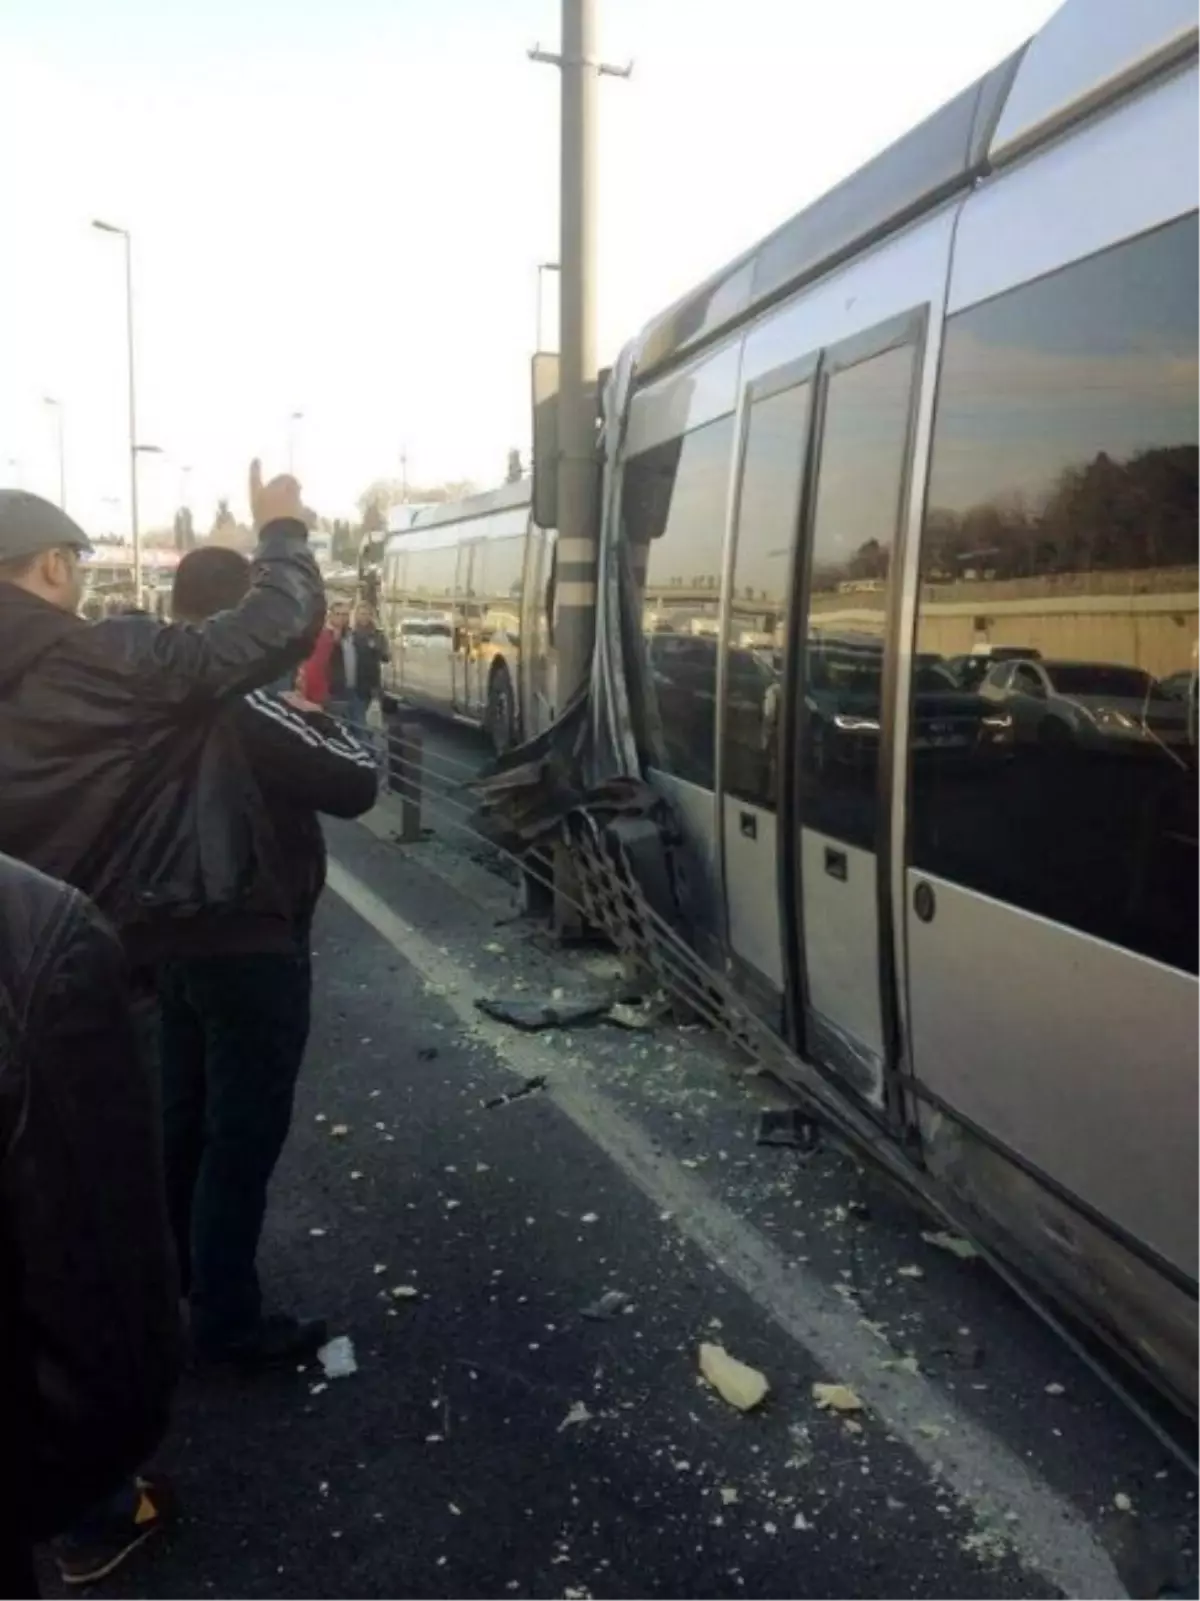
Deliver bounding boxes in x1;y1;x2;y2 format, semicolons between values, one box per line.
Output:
622;414;735;790
723;380;811;810
912;213;1198;972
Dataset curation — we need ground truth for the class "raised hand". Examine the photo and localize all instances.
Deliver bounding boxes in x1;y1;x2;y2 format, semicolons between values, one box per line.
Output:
248;459;314;531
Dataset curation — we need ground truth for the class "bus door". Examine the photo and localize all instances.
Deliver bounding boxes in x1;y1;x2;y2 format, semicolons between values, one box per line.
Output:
785;314;922;1107
718;356;817;1004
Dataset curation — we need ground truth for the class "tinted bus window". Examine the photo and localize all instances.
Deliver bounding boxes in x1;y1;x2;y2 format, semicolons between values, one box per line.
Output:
723;381;811;810
623;414;735;790
800;342;916;850
911;214;1199;972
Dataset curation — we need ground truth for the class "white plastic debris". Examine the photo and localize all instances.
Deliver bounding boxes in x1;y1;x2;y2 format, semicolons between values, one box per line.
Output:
317;1335;358;1379
330;1124;349;1138
811;1382;864;1414
920;1229;980;1260
793;1512;812;1531
1113;1491;1134;1513
391;1285;419;1300
699;1343;770;1412
719;1486;740;1506
558;1401;593;1431
372;1263;387;1275
896;1263;924;1279
1044;1381;1066;1396
309;1227;327;1238
580;1212;599;1225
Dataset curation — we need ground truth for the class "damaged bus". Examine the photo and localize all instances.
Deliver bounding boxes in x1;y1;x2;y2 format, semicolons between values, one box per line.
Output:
569;0;1198;1413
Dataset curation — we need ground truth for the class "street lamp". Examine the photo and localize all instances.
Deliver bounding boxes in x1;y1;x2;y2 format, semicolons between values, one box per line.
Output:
288;410;304;475
92;219;141;598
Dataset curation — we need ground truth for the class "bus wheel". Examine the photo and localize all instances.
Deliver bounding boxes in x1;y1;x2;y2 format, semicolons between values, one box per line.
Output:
485;664;516;755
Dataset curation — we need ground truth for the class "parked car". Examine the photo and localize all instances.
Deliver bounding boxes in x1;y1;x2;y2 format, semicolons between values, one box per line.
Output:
807;653;1011;775
946;646;1041;692
977;658;1190;753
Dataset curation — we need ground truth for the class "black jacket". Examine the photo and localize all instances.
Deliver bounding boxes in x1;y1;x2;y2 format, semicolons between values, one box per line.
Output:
328;624;390;701
0;519;324;956
0;854;179;1587
160;688;378;959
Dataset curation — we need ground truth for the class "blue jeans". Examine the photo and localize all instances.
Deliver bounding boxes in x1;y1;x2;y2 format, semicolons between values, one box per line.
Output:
330;692;382;770
158;954;311;1351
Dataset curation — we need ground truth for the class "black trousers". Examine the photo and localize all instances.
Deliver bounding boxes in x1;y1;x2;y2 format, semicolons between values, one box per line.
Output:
158;953;311;1352
0;1539;37;1599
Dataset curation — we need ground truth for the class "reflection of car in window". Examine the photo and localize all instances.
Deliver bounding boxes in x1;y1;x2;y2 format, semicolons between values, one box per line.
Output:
1160;669;1197;700
978;658;1190;752
802;636;1009;775
946;647;1041;691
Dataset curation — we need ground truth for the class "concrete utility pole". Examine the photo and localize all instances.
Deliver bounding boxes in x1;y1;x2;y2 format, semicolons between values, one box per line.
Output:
531;3;631;711
92;221;140;600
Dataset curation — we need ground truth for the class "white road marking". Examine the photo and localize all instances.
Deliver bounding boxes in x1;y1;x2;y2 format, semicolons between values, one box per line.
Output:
327;856;1127;1601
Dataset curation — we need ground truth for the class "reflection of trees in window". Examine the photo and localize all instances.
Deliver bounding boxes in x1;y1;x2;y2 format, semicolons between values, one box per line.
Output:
926;444;1198;580
912;213;1198;975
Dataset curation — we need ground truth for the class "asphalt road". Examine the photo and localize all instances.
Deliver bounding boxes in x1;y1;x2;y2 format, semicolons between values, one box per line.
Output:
43;792;1196;1600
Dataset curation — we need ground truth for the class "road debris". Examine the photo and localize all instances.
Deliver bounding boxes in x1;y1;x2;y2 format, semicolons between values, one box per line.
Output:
811;1382;864;1414
581;1290;631;1322
606;993;668;1030
558;1401;593;1431
475;994;610;1031
699;1342;770;1412
755;1108;822;1154
482;1075;548;1111
921;1229;980;1261
317;1335;358;1379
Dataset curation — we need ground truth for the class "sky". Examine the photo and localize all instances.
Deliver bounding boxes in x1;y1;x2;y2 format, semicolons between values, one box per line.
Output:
0;0;1060;537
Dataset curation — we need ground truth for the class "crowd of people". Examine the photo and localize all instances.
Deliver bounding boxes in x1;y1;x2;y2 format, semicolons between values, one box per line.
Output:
0;464;380;1594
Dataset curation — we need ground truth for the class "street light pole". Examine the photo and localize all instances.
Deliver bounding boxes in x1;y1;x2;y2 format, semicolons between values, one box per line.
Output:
530;4;630;708
92;220;141;601
43;397;66;510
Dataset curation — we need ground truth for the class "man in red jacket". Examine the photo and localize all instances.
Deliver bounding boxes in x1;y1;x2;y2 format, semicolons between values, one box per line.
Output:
299;598;349;706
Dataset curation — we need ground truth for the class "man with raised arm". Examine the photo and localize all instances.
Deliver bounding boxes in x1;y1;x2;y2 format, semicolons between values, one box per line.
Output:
0;461;323;957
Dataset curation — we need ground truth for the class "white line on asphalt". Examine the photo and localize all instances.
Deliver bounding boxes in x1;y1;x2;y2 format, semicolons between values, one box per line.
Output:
327;856;1128;1601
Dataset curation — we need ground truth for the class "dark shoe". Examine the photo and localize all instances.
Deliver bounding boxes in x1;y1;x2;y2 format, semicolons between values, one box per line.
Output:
197;1312;328;1370
54;1476;174;1587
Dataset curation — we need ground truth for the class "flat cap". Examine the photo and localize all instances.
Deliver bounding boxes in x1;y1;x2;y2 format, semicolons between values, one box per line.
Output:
0;490;92;562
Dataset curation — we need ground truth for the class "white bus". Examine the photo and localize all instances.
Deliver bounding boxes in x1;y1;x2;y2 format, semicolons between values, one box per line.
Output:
376;481;556;752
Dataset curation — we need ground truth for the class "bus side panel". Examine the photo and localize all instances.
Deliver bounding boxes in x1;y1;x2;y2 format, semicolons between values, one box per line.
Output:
903;72;1199;1301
